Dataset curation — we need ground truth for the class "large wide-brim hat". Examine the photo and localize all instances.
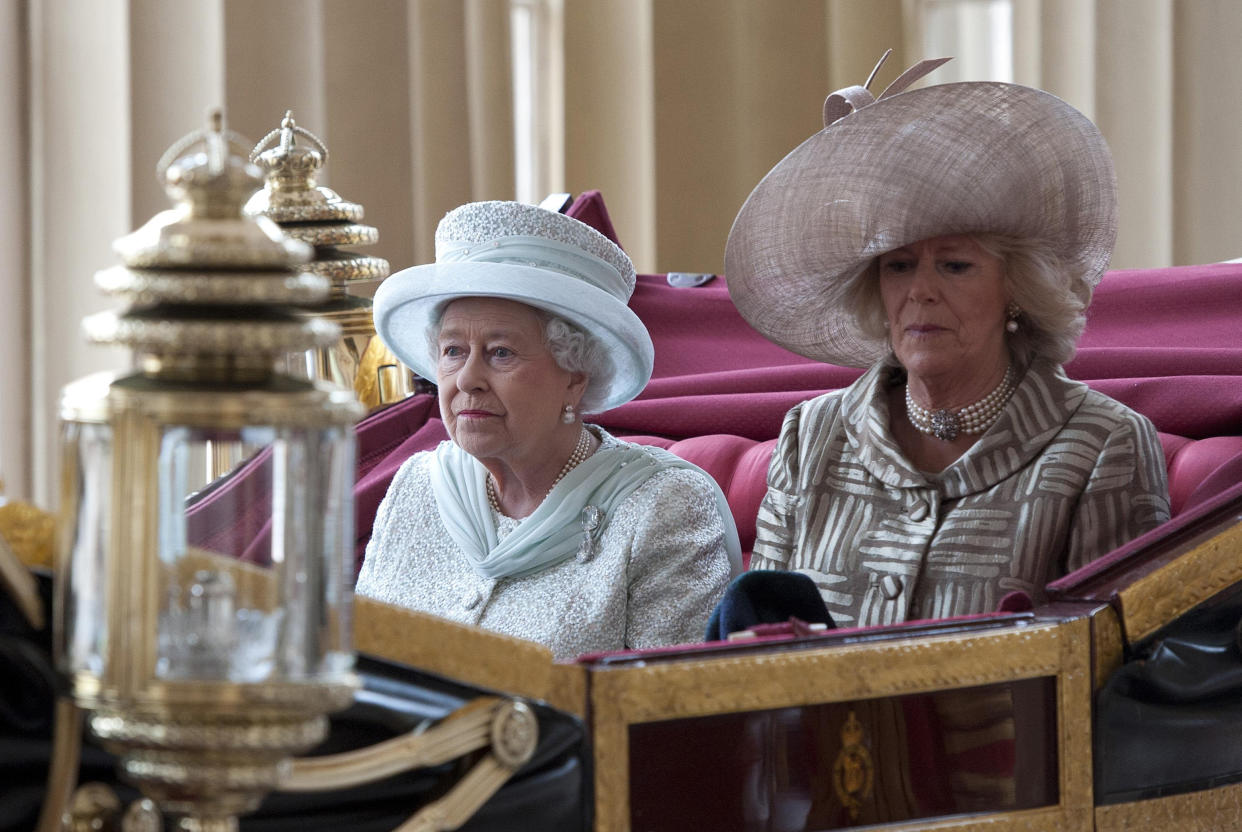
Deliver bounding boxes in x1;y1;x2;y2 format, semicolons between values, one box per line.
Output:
374;201;654;411
725;58;1118;368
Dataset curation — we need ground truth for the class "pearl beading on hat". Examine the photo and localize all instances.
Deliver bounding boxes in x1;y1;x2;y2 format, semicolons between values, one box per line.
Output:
487;427;593;516
436;201;635;293
906;366;1016;442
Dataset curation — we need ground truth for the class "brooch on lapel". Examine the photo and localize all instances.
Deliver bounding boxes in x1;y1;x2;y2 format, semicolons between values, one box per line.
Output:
577;505;603;563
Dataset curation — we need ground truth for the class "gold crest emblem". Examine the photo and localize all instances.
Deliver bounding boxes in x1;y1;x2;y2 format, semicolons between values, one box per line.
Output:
832;710;874;821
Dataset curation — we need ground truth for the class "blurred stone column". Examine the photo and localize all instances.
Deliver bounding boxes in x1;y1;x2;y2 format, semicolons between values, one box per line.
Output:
1172;0;1242;265
223;0;327;147
406;0;514;265
1096;0;1173;269
28;0;133;506
0;1;29;498
563;0;657;270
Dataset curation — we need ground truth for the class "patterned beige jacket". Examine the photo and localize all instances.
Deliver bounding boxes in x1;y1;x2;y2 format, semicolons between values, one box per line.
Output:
751;359;1170;627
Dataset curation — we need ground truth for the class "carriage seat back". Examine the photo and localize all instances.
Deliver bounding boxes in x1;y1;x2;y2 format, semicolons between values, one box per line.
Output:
627;431;1242;568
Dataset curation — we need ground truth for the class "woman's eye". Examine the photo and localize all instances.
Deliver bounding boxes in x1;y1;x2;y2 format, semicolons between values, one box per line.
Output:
440;344;463;358
491;347;514;359
881;260;913;274
941;260;973;274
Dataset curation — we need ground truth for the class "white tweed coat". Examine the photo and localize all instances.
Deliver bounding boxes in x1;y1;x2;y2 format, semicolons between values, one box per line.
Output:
357;429;732;660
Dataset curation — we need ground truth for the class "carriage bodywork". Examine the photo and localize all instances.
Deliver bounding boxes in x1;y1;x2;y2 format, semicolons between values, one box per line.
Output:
355;472;1242;831
5;484;1241;831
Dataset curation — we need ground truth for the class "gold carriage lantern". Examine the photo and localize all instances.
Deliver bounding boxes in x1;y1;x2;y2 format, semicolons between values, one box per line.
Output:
56;113;364;829
246;111;416;410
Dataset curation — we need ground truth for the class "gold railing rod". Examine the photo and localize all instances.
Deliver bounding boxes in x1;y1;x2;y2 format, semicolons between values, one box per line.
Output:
0;533;43;629
395;755;512;832
279;696;500;792
36;698;85;832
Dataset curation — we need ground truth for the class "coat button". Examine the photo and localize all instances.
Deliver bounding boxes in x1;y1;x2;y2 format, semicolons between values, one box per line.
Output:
461;590;482;610
909;500;929;522
879;575;903;600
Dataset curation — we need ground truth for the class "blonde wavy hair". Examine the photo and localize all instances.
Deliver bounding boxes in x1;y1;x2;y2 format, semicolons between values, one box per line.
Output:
843;234;1090;366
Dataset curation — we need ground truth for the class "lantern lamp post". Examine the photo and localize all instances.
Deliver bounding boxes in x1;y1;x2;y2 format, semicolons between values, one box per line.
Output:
56;112;364;831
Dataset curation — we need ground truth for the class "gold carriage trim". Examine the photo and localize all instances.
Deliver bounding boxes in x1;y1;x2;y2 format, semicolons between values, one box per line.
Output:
833;710;875;820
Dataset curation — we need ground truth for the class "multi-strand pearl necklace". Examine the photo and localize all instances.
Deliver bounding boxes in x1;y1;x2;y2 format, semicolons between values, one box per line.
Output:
486;427;593;515
906;366;1016;441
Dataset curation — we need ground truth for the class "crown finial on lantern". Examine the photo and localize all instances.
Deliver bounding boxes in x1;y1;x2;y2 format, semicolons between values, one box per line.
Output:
243;110;407;406
112;112;309;270
87;110;333;380
249;109;329;193
152;108;261;221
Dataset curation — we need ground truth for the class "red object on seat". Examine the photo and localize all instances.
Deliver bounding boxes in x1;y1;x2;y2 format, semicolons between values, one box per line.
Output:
564;190;622;247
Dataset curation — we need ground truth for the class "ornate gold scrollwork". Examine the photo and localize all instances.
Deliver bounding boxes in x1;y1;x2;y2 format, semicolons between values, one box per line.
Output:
832;710;874;821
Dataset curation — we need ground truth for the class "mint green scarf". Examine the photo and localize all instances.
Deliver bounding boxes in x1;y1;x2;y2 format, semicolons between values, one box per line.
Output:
430;435;743;580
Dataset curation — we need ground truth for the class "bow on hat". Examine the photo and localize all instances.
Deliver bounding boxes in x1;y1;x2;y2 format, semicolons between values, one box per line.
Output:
822;51;952;128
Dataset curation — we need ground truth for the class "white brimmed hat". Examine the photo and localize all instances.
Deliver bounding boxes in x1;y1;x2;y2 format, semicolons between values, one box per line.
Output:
725;58;1118;367
373;201;654;411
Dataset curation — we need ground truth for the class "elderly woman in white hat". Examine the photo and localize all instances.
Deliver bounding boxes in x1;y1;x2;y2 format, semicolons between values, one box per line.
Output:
726;58;1170;629
357;201;739;660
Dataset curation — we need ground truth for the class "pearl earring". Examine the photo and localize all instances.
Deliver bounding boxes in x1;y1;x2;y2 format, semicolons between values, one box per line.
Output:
1005;302;1021;333
562;404;575;424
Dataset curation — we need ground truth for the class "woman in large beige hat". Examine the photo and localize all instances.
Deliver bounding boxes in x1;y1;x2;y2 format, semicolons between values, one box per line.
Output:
358;201;739;660
725;58;1169;628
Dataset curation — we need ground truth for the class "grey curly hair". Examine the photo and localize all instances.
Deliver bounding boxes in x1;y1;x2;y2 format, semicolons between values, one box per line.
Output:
426;305;616;414
844;234;1089;366
534;310;615;414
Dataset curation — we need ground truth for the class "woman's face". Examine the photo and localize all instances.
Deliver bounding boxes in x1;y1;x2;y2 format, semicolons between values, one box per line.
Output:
878;234;1010;382
436;297;585;469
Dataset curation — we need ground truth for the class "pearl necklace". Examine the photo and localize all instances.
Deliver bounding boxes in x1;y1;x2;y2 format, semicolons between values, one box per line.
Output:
486;427;593;515
906;366;1016;441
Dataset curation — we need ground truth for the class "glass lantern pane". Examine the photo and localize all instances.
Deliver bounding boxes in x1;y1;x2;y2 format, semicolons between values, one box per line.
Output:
158;424;355;684
59;421;114;678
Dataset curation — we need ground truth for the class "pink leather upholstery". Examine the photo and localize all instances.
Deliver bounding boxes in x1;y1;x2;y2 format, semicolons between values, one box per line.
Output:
576;430;1242;657
1161;434;1242;515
